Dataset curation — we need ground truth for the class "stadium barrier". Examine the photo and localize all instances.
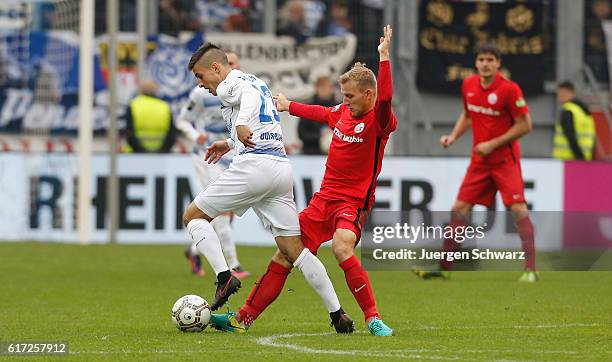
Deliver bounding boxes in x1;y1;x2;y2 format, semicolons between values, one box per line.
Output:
3;154;610;248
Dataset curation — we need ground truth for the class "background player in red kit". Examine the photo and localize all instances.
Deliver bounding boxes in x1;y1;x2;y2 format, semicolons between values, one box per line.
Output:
210;25;396;336
414;43;538;282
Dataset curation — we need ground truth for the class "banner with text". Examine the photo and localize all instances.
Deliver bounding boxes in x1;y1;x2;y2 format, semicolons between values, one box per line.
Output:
417;0;545;94
0;155;564;245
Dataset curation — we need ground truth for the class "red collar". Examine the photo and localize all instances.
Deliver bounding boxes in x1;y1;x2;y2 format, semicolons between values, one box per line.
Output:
479;72;501;91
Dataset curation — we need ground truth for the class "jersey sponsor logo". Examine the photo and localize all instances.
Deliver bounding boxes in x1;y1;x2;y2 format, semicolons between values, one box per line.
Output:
333;127;364;143
466;103;501;116
354;122;365;133
228;84;238;97
516;98;526;107
259;132;283;141
467;92;475;97
331;104;342;113
488;93;498;105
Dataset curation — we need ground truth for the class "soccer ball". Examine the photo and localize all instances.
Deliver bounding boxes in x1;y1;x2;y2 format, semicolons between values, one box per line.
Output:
171;295;211;332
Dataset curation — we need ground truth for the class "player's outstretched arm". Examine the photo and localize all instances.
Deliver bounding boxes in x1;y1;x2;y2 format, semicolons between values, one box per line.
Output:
474;113;532;156
176;89;207;143
176;116;208;144
441;111;471;148
274;92;329;124
378;24;392;62
273;93;291;112
376;25;393;129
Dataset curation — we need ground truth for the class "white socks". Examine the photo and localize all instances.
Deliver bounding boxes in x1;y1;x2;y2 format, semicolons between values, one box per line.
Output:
187;219;229;276
211;214;240;270
293;248;341;313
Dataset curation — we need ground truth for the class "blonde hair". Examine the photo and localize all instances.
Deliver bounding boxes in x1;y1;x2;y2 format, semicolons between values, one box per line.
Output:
339;62;377;92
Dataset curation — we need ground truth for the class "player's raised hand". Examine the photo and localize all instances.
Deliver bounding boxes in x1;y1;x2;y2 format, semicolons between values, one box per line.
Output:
205;140;231;164
273;93;291;112
440;134;455;148
378;24;392;61
237;125;256;148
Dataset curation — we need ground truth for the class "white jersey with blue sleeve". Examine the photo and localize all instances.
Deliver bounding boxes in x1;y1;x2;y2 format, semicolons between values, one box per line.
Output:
216;70;287;160
193;71;299;237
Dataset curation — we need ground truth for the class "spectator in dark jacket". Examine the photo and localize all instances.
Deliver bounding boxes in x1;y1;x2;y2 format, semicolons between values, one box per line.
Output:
298;75;337;154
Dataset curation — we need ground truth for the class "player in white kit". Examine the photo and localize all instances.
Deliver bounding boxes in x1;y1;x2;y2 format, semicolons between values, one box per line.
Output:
183;43;347;319
176;50;250;279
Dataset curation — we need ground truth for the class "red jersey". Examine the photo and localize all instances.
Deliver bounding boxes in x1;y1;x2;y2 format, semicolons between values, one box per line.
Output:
289;60;397;210
462;72;529;164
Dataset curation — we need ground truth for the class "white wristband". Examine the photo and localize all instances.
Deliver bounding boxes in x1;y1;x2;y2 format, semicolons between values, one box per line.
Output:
225;138;235;149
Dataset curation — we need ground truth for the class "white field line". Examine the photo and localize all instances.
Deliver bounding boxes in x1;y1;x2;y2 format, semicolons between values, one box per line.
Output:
69;323;610;359
254;323;610;360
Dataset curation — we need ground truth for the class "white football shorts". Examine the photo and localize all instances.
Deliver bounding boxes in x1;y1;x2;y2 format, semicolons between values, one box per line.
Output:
194;154;300;237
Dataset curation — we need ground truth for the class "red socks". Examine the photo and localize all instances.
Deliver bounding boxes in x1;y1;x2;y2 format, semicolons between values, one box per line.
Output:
339;255;379;321
440;218;467;271
237;261;290;326
517;216;536;271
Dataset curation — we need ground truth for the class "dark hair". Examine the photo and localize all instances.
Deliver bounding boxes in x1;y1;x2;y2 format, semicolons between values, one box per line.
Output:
475;42;501;60
188;42;226;70
558;80;575;91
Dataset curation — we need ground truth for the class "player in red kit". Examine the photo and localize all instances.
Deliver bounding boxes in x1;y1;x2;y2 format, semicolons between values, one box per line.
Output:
414;43;538;282
210;25;395;336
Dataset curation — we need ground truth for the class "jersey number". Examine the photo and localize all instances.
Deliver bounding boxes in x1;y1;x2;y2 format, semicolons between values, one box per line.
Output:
254;85;281;124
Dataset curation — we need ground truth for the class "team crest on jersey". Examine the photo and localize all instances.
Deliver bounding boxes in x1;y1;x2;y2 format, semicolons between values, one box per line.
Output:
354;122;365;133
488;93;498;105
187;101;195;111
331;104;342;113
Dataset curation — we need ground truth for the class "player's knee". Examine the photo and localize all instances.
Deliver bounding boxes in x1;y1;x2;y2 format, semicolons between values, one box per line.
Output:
332;230;357;262
271;249;293;269
451;201;472;218
332;242;354;262
274;235;302;263
182;203;210;227
509;202;529;219
509;202;528;213
182;208;193;227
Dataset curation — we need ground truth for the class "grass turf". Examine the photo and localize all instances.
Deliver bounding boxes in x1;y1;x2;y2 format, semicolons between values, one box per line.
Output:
0;242;610;361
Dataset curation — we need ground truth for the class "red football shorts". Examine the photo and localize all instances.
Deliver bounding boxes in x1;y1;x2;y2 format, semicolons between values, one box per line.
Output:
457;157;526;208
299;193;368;255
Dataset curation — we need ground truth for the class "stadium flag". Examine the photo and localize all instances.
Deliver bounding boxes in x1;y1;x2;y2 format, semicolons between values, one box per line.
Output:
0;30;203;134
416;0;545;94
0;32;355;134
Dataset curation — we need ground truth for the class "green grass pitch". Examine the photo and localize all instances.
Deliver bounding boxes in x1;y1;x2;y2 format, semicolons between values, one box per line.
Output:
0;242;610;361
